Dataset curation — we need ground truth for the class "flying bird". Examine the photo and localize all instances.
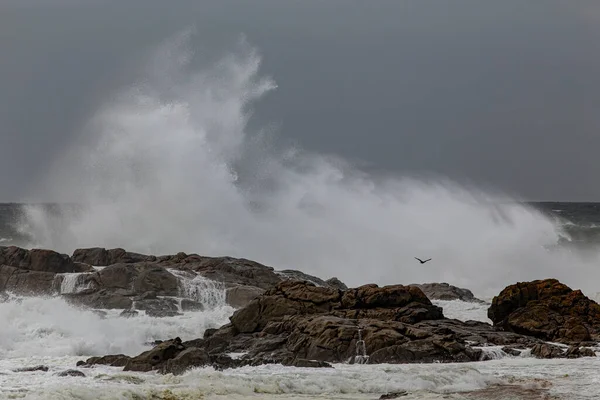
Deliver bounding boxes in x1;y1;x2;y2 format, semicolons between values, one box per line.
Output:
415;257;432;264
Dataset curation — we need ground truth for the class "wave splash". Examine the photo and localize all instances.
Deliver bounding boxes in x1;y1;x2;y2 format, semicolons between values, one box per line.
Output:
16;30;600;298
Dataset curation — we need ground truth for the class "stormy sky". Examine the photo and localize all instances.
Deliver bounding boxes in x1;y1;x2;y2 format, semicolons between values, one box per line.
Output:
1;0;600;202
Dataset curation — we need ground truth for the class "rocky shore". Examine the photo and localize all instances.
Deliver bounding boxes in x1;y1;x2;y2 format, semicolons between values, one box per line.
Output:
1;245;598;376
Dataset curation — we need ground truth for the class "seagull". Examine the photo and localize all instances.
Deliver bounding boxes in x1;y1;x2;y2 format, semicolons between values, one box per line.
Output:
415;257;432;264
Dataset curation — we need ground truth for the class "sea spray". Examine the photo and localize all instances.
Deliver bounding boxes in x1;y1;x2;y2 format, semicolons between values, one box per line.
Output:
169;269;227;309
16;31;600;299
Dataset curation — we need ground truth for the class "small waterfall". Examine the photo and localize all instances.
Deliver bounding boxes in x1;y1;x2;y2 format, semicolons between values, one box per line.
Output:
168;269;227;309
354;328;369;364
55;273;95;295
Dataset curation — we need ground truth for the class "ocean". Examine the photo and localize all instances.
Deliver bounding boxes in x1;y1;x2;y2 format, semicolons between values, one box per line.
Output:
1;202;600;399
2;34;600;399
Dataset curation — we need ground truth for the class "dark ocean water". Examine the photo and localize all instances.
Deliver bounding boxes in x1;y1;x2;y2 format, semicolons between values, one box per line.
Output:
1;202;600;250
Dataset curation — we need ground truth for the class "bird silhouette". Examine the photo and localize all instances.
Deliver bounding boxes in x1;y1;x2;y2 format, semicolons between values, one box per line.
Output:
414;257;432;264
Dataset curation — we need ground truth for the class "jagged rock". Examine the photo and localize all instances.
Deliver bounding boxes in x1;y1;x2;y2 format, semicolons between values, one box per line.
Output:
209;282;474;366
326;277;348;291
409;282;484;303
77;354;132;367
488;279;600;343
530;343;565;359
124;337;185;372
56;369;85;377
225;285;265;308
13;365;48;372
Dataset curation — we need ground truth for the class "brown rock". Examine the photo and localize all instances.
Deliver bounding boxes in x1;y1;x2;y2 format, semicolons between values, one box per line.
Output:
488;279;600;343
161;347;210;375
341;284;431;309
80;354;131;367
0;246;77;273
530;343;564;359
124;337;185;372
0;265;57;295
225;285;265;308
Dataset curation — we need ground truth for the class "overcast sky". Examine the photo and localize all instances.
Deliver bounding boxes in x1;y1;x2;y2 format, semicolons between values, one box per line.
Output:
1;0;600;202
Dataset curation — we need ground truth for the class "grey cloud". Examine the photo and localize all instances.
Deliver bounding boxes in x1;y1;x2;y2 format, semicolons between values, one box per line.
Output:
1;0;600;201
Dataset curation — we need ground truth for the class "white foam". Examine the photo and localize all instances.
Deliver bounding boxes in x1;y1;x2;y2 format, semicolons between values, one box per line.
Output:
15;32;600;301
0;295;233;359
169;269;227;308
56;272;94;294
432;300;491;323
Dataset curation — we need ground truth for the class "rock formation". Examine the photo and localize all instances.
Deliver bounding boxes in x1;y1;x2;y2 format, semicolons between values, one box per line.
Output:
487;278;600;343
0;246;348;311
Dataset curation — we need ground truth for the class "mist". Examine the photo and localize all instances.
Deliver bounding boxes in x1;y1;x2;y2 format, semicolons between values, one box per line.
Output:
16;32;600;299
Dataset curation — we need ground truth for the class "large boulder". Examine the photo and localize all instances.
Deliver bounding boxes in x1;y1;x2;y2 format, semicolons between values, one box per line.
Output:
0;246;78;273
409;283;484;303
0;265;57;295
488;279;600;343
225;284;265;308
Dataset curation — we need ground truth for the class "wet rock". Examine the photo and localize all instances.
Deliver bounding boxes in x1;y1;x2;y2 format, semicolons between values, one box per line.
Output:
531;343;565;359
79;354;132;367
161;347;211;375
13;365;48;372
180;298;203;312
67;290;133;309
285;359;333;368
488;279;600;343
120;309;138;318
56;369;85;377
134;298;180;318
0;265;57;296
183;256;282;289
501;347;523;357
409;282;484;303
124;337;185;372
379;392;408;399
0;246;77;273
565;345;596;358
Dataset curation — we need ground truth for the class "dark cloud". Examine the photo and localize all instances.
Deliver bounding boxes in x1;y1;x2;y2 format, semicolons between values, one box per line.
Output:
1;0;599;201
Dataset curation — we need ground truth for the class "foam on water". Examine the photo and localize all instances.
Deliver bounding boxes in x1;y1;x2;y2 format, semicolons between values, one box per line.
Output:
3;357;600;400
56;272;95;294
14;31;600;300
0;295;233;359
432;300;491;323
